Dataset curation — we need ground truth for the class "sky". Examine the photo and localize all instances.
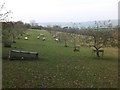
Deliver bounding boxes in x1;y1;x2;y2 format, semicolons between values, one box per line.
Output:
0;0;119;23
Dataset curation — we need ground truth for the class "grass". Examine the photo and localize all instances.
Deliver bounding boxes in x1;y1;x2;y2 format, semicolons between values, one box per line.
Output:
0;43;2;89
2;29;118;88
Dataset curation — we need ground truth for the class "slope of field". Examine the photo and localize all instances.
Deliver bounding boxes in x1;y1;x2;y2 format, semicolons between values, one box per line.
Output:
2;29;118;88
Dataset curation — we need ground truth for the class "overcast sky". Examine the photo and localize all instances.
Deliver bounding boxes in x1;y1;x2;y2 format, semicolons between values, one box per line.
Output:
0;0;119;23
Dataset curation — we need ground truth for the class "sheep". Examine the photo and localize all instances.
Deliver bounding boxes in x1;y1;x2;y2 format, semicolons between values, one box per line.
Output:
40;34;44;37
74;45;80;52
53;35;56;38
42;37;46;41
55;38;59;41
55;38;59;42
25;37;28;40
16;36;21;39
37;36;40;39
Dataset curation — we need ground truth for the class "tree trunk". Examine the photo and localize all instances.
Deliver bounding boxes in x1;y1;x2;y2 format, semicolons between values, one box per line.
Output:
59;36;61;42
96;50;100;57
93;45;101;58
64;40;68;47
12;34;16;43
74;36;76;48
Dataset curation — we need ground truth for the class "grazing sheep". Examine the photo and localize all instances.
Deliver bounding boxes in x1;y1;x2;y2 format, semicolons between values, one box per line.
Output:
40;34;44;37
16;36;21;39
74;45;80;51
37;36;40;39
25;37;28;40
55;38;59;42
55;38;58;41
42;37;46;41
53;35;56;38
18;37;20;39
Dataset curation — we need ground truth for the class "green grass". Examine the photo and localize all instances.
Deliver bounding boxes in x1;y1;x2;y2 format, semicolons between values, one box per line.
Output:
0;43;2;89
2;29;118;88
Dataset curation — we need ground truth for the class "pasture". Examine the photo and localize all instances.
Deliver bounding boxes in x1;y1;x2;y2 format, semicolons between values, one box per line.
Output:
2;29;118;88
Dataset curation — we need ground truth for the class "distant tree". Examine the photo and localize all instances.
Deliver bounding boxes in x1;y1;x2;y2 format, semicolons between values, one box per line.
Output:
70;26;80;51
46;25;52;33
24;23;31;29
30;20;38;28
52;25;61;32
111;27;118;47
50;25;62;37
60;32;69;47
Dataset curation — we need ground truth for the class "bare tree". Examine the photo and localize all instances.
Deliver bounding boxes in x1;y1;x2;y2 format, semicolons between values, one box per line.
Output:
30;20;38;28
60;32;69;47
0;3;12;22
91;20;114;57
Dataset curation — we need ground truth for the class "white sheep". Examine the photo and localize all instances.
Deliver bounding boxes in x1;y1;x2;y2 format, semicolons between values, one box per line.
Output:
42;37;46;41
53;35;56;38
25;37;28;40
74;45;80;51
37;36;40;39
55;38;59;42
40;34;44;36
76;45;80;48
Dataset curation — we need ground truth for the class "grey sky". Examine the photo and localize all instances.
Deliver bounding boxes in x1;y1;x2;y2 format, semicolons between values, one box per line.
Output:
0;0;119;23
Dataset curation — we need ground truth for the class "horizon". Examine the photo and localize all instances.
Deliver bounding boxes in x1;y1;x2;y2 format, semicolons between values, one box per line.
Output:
37;19;118;29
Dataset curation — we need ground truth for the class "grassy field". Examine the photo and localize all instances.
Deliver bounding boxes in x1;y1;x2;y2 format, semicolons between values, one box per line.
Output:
0;43;2;89
2;29;118;88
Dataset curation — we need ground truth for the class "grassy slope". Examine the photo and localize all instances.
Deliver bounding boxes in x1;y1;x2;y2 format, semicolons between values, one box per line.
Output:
2;29;118;88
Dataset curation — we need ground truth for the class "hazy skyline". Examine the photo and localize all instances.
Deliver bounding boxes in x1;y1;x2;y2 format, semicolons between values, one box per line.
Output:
0;0;119;23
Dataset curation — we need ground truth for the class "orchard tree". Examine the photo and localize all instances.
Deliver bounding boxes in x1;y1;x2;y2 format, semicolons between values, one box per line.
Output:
71;27;80;51
61;27;69;46
2;22;14;47
90;20;114;57
50;25;62;38
12;21;26;42
2;21;27;47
